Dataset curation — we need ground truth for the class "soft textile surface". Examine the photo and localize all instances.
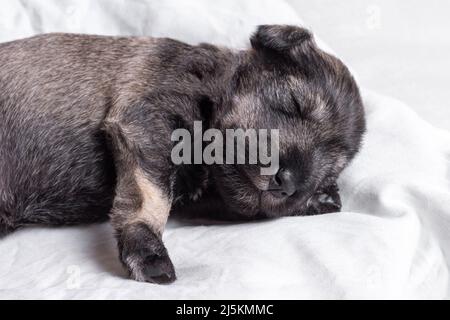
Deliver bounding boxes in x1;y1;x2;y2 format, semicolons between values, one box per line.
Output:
286;0;450;132
1;0;449;299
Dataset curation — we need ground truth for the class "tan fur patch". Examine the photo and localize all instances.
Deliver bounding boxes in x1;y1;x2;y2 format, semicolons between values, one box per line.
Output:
132;169;171;235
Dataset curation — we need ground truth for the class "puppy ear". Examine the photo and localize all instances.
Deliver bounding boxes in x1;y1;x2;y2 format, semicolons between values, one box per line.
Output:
250;25;313;52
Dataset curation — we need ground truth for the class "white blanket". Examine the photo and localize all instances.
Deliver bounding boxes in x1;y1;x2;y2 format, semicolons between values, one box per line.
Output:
1;0;449;299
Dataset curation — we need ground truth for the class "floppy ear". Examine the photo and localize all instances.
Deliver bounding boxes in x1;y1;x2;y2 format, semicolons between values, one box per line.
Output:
250;25;313;52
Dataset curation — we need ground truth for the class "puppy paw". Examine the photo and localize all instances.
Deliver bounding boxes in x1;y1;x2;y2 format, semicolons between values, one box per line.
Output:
305;183;342;215
118;223;176;284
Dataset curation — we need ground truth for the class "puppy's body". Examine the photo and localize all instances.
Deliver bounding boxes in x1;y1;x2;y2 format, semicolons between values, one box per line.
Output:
0;34;122;227
0;27;365;283
0;34;214;227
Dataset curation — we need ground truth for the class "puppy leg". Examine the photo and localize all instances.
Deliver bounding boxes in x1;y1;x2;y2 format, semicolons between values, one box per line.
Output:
305;182;342;215
104;103;177;284
112;168;174;283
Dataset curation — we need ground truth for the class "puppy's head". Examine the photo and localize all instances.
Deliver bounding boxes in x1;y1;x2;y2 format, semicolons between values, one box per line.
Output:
210;25;365;218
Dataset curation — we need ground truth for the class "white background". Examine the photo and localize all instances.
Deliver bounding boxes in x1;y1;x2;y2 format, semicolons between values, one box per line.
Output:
288;0;450;130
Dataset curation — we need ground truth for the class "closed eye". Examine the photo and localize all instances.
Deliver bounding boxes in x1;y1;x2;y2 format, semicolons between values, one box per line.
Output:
271;93;307;120
321;137;350;153
291;93;309;120
291;93;302;117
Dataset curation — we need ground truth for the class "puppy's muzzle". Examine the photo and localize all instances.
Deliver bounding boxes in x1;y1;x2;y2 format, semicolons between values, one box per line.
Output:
267;168;297;198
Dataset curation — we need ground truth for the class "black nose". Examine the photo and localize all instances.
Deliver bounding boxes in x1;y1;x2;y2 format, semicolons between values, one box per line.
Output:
268;168;297;198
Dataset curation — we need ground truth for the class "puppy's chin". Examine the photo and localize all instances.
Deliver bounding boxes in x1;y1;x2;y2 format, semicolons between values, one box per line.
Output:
258;191;310;218
218;183;310;219
213;166;311;219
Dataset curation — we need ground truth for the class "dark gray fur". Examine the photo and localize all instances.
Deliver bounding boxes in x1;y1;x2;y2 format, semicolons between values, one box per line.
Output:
0;25;365;283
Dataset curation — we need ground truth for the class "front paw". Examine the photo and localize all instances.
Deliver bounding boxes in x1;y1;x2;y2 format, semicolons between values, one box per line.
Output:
118;223;176;284
305;183;342;215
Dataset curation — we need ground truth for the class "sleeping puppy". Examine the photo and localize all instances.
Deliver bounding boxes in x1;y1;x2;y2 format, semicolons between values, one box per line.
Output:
0;25;365;284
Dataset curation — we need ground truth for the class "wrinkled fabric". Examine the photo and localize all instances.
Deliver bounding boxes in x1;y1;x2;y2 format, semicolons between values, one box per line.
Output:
0;0;449;299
